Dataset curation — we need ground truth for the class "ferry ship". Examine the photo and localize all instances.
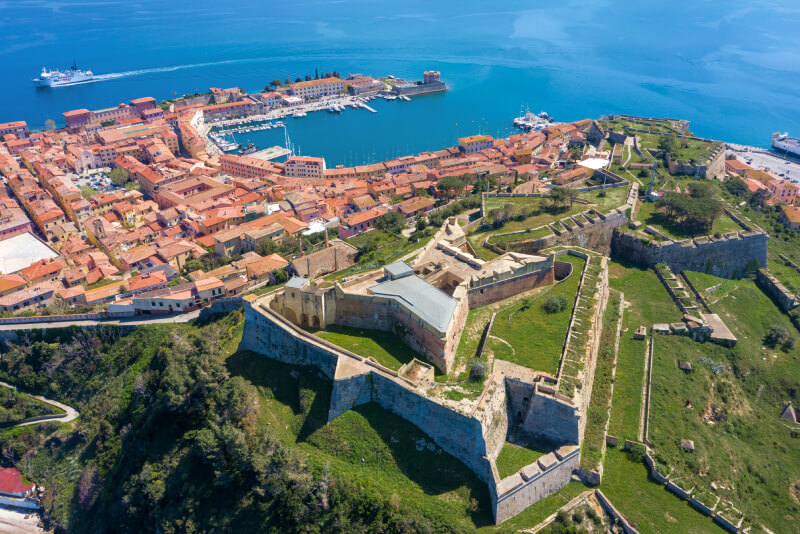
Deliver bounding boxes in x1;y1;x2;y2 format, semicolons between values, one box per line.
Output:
773;132;800;158
33;62;93;87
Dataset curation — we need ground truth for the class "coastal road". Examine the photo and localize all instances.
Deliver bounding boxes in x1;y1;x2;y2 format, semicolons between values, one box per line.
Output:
0;380;79;427
0;310;201;332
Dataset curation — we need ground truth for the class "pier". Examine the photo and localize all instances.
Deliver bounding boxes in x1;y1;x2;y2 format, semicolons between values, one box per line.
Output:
249;146;292;161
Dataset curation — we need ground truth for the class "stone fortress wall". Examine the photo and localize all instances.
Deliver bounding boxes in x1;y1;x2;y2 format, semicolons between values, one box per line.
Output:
240;283;591;524
612;230;768;279
485;183;638;257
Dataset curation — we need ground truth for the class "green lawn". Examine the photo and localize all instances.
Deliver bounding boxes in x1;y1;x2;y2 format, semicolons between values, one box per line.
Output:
329;228;432;280
312;325;420;371
488;226;553;250
644;271;800;532
226;350;588;532
607;261;681;441
226;351;496;530
490;255;585;375
580;289;621;470
495;442;547;479
470;187;630;260
601;448;722;534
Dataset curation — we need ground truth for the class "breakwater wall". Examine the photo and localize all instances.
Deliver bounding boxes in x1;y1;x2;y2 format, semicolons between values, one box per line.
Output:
611;230;768;278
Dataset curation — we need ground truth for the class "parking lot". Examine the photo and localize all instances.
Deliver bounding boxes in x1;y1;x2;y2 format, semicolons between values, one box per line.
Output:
727;145;800;183
72;167;125;194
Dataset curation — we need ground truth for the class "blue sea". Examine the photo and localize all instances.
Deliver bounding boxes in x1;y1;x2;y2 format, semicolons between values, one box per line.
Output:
3;0;800;166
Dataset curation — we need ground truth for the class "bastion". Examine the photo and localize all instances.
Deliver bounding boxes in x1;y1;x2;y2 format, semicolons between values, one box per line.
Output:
238;220;611;523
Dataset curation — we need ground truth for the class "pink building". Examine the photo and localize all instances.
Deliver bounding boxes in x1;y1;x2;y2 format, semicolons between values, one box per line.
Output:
284;156;326;179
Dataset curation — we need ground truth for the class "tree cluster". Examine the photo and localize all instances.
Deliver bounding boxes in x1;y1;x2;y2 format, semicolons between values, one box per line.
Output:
655;185;722;235
375;211;406;235
0;314;453;533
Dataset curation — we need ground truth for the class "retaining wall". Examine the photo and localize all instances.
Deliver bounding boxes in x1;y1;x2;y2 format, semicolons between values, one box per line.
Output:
755;268;797;311
612;231;768;278
467;265;554;307
517;388;580;445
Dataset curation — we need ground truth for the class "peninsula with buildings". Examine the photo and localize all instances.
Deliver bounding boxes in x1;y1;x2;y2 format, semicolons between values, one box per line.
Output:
0;72;799;534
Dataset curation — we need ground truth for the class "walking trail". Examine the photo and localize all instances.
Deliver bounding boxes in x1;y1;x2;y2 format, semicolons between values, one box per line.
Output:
0;381;79;428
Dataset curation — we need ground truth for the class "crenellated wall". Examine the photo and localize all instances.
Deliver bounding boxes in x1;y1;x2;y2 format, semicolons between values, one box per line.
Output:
612;230;768;278
493;446;580;523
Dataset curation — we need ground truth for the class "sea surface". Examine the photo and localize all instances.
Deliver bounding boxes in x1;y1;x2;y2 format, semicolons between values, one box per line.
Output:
3;0;800;166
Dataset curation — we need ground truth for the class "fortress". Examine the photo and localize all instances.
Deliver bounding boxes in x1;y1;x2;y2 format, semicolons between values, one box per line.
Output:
240;218;611;523
237;176;776;523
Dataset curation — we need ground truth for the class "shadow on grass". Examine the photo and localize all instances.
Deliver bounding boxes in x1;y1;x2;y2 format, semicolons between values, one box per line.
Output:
226;350;493;527
315;403;494;528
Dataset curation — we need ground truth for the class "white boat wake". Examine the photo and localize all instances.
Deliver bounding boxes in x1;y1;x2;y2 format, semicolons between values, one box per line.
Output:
93;56;296;82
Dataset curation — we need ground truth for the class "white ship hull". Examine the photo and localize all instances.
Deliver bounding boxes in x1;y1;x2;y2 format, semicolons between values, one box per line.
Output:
773;137;800;158
33;66;93;88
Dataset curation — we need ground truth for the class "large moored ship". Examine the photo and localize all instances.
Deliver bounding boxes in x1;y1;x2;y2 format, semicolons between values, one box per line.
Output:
773;132;800;158
33;62;93;87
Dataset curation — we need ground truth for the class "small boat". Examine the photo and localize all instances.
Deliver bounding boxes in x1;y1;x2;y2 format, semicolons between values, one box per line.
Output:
238;142;257;155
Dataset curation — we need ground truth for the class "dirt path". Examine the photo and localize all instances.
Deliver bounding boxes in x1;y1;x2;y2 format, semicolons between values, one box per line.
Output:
0;381;79;427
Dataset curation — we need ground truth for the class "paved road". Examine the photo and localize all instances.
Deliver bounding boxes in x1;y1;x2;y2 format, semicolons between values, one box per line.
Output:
0;310;200;331
0;380;79;427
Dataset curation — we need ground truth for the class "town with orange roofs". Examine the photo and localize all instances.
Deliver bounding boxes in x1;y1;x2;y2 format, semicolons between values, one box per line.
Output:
0;71;605;320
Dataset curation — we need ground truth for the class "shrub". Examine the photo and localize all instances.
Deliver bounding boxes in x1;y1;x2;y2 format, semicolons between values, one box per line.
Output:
543;294;568;314
469;360;488;381
629;442;647;463
555;510;570;524
571;510;583;524
764;325;789;348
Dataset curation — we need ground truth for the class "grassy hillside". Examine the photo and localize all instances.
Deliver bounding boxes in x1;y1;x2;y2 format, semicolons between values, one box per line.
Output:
0;311;590;533
648;274;800;532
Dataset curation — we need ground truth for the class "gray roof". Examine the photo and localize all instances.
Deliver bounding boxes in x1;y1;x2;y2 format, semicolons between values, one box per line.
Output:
286;276;309;289
369;275;457;335
384;261;414;279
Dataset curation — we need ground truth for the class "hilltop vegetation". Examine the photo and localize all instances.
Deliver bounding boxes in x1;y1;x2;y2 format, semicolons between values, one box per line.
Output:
0;314;491;533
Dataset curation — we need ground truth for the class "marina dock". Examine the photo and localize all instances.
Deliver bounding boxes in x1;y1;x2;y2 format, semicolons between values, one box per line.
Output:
249;146;292;161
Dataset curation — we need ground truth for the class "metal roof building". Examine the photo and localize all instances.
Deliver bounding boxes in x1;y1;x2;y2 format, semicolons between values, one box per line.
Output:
369;274;457;336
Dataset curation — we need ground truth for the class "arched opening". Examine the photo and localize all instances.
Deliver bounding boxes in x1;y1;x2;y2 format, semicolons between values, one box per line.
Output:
300;313;310;327
312;315;321;328
284;308;298;325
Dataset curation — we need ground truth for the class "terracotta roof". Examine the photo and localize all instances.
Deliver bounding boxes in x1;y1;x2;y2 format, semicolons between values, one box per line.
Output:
0;467;33;495
0;274;26;294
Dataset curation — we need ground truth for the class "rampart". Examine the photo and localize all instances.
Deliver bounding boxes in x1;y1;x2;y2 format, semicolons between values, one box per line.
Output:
485;184;637;257
612;230;768;278
240;292;587;524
